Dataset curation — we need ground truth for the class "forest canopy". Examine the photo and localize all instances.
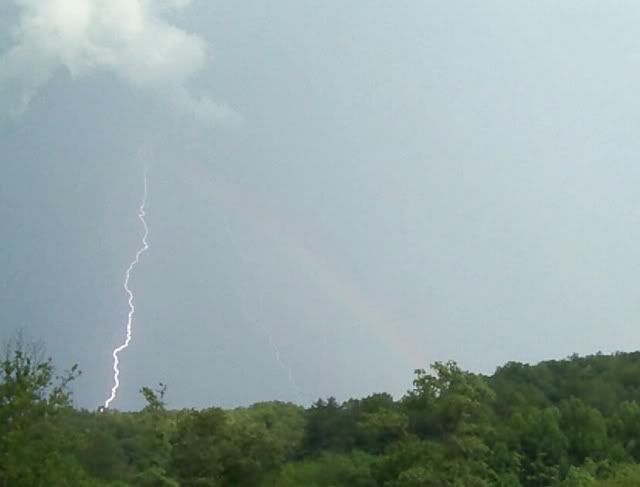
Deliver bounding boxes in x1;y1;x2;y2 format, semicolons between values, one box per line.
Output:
3;339;640;486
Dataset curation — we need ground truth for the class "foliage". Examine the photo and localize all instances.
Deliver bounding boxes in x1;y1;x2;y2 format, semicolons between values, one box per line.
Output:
0;336;86;486
6;336;640;485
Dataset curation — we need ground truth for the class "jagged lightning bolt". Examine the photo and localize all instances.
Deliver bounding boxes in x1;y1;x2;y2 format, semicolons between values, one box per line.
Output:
104;170;149;409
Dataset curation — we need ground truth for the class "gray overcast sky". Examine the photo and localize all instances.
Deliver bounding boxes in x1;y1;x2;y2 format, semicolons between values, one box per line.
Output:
2;0;640;410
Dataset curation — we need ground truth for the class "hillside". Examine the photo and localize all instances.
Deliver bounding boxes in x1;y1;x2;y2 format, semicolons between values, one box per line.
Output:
4;345;640;485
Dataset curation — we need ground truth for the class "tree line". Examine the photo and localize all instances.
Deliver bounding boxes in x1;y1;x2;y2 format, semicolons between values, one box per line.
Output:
4;337;640;485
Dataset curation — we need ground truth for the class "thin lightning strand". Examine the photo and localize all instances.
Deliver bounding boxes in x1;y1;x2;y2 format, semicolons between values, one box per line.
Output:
223;219;311;403
261;317;305;398
104;171;149;409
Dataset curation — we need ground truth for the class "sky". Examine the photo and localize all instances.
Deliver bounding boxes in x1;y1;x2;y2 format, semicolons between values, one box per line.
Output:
2;0;640;411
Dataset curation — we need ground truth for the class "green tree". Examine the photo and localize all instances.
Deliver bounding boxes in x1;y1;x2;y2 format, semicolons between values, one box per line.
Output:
302;397;356;455
356;407;408;454
592;464;640;486
559;398;608;464
169;407;227;486
273;450;376;487
400;362;496;485
608;400;640;461
0;337;86;486
170;407;281;486
229;401;305;461
404;361;495;439
508;407;568;486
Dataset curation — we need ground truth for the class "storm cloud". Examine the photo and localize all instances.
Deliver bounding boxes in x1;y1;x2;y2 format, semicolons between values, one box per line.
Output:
0;0;238;125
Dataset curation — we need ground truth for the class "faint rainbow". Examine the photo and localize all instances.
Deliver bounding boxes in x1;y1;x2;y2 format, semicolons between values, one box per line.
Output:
177;162;428;375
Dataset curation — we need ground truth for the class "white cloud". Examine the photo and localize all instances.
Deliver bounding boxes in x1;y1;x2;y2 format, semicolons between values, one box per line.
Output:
0;0;239;125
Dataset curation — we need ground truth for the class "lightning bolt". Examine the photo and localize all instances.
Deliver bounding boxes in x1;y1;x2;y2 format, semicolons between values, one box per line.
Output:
104;170;149;409
223;218;311;403
265;324;305;400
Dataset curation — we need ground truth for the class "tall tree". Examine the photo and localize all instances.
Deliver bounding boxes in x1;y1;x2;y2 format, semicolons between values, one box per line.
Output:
0;337;84;486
